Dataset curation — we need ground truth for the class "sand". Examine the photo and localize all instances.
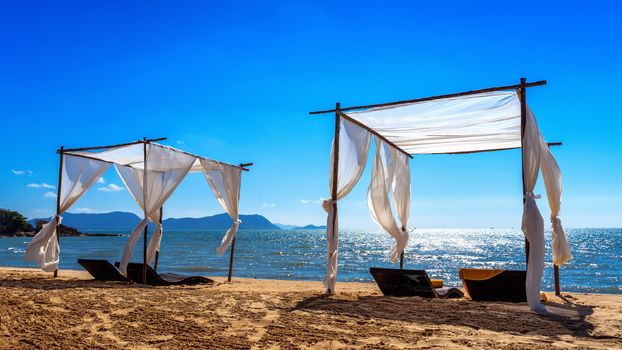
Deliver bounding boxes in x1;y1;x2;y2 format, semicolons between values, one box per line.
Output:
0;267;620;349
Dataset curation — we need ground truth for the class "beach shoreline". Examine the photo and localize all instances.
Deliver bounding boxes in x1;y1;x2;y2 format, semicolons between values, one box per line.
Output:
1;267;621;349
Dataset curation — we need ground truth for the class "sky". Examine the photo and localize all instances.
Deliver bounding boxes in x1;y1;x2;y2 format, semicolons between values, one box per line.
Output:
1;1;621;229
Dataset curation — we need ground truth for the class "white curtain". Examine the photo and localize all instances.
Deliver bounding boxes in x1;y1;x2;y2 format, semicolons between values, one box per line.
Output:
116;144;196;274
322;119;371;294
25;155;111;272
538;119;572;266
521;109;547;314
367;139;411;262
200;159;242;256
522;108;571;314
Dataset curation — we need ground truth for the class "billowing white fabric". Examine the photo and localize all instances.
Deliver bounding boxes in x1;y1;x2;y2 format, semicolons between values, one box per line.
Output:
24;217;62;272
25;155;111;271
521;108;547;314
116;144;196;274
538;121;572;266
521;108;570;314
322;119;371;294
200;159;242;256
367;139;411;262
345;91;522;154
67;143;206;173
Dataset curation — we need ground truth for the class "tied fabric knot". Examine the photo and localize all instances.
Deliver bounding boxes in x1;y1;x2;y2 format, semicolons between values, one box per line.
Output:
322;198;334;213
551;216;562;229
54;215;63;225
216;218;241;256
524;191;541;200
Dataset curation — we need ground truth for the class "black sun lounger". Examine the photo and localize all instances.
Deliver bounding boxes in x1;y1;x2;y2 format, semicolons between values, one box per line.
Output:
119;262;215;286
459;268;527;302
77;259;129;282
370;267;464;299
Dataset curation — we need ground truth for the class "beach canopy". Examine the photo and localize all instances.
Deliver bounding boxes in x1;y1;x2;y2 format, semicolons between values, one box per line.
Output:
311;79;572;314
25;140;249;279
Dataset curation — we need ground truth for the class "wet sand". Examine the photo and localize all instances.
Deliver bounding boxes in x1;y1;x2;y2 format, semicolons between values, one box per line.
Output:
1;267;620;349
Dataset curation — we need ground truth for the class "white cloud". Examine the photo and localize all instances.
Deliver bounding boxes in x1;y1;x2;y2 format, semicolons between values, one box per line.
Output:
300;198;323;205
73;208;93;213
261;202;276;208
98;183;124;192
97;177;106;184
44;191;57;199
176;140;185;145
27;182;56;189
13;169;33;176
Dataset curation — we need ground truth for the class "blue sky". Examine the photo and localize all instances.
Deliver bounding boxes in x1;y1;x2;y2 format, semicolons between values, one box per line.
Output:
1;1;620;228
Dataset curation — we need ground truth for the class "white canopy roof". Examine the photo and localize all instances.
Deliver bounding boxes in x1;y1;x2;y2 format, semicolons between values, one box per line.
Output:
65;142;239;172
344;90;523;154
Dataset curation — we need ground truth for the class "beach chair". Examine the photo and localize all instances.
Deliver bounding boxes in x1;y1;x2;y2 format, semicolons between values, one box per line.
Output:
77;258;129;282
459;268;527;302
119;262;215;286
370;267;464;298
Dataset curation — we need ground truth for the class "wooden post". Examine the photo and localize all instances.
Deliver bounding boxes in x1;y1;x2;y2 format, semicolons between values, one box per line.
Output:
154;207;163;272
553;265;562;296
519;77;530;267
53;146;64;278
327;102;341;294
227;237;236;283
399;251;404;269
400;225;406;269
227;164;247;283
142;137;148;284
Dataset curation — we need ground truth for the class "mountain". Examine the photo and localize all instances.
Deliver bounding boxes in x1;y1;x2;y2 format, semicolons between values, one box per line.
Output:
29;212;280;231
274;223;297;230
164;213;280;230
293;224;327;230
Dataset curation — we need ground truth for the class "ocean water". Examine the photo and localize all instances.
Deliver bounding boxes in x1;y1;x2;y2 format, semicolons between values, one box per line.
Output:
1;228;620;294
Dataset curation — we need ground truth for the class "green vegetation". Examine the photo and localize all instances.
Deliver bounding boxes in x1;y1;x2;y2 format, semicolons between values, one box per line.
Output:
0;209;34;234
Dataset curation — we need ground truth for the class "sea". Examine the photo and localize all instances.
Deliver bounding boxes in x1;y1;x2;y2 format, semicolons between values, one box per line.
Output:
1;228;620;294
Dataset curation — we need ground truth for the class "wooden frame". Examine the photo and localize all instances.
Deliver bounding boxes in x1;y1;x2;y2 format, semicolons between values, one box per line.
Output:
310;78;563;296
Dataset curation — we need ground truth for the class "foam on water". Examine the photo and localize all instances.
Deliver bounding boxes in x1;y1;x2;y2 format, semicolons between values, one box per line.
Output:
0;228;620;293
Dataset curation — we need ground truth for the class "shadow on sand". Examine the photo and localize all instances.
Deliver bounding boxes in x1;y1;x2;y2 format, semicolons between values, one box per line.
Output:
291;293;618;341
0;275;217;291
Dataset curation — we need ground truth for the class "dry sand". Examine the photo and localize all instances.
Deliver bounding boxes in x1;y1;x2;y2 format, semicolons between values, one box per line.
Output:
0;267;620;349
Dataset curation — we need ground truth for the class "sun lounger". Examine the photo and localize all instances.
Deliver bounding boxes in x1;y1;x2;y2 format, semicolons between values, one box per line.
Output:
77;258;129;282
119;262;215;286
459;268;527;302
370;267;464;298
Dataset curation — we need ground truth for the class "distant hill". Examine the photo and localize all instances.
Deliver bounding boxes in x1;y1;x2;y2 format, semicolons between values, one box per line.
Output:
274;223;297;230
293;224;327;230
165;213;279;230
29;211;281;231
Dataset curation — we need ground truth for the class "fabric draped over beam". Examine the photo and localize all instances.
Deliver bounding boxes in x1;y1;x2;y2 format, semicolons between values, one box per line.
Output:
368;139;411;263
200;159;243;256
522;108;572;314
322;119;371;294
25;142;245;274
322;119;412;294
115;144;196;275
323;90;571;314
25;155;111;271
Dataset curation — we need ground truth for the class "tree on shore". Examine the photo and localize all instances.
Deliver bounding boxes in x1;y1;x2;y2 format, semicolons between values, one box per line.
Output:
0;209;34;234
